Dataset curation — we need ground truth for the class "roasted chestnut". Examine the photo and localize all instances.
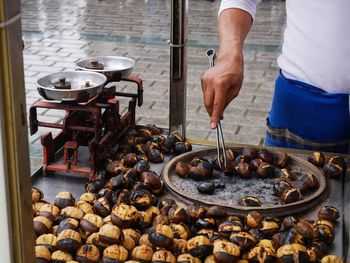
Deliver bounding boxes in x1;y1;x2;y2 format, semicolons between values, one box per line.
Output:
59;206;84;221
323;163;343;178
57;229;81;253
148;148;164;163
141;171;163;194
301;173;319;190
171;239;188;256
197;181;215;195
32;188;44;203
274;168;294;181
276;243;309;263
316;224;335;244
248;245;275;262
36;233;57;253
35;245;51;263
149;224;174;248
137;211;153;229
34;216;52;236
189;162;213;181
258;149;274;164
260;220;280;238
281;188;302;203
106;160;124;176
51;250;73;262
139;233;155;249
274;151;290;168
295;219;316;240
57;218;79;234
131;244;154;262
239;196;261;207
39;203;60;222
187;204;207;221
102;244;129;262
152;249;176;263
177;253;201;263
329;156;346;170
75;244;100;263
309;241;329;260
195;217;216;230
76;200;95;215
230;231;256;250
80;213;103;234
86;181;104;194
235;162;251;178
318;206;340;222
79;193;97;204
308;152;325;167
168;206;189;224
256;162;275;178
130;189;154;209
86;233;109;252
245;211;262;229
281;216;298;230
213;239;240;263
98;223;123;245
242;147;258;161
187;235;212;259
290;180;310;193
135;159;150;174
111;203;139;228
175;161;190;178
173;141;192;156
171;223;190;240
54;192;75;209
250;158;263;171
123;153;138;167
273;180;291;196
320;255;344;263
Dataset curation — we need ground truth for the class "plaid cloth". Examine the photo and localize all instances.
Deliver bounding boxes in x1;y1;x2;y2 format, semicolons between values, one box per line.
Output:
265;71;350;154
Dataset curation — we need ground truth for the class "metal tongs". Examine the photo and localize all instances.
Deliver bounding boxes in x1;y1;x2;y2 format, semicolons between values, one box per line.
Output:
206;49;227;169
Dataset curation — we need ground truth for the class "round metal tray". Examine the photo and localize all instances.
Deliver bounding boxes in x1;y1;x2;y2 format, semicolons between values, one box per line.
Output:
162;147;327;217
75;56;135;82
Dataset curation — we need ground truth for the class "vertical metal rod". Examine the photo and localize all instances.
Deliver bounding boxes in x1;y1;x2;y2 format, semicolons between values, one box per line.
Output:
169;0;188;137
0;0;36;261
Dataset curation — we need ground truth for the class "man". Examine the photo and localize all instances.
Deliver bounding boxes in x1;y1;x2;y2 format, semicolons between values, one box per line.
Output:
201;0;350;153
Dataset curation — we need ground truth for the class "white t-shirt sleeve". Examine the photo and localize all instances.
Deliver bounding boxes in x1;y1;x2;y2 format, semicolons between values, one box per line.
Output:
219;0;261;19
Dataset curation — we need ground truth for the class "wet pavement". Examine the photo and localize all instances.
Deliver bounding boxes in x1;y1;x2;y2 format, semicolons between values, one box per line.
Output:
21;0;286;174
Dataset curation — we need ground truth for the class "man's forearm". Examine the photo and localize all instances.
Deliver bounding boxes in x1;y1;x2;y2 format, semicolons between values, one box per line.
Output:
217;8;253;62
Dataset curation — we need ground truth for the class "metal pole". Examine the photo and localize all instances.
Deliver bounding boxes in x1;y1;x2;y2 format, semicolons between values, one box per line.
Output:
169;0;188;137
0;0;35;261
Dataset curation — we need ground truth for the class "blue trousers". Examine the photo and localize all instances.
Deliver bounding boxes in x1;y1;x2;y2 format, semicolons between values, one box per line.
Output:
265;71;350;153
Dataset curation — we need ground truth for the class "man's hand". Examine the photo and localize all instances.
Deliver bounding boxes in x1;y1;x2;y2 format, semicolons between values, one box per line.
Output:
201;8;253;128
201;52;244;129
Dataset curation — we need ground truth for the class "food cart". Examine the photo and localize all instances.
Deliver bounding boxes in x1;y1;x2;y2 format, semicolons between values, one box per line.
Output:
0;0;349;262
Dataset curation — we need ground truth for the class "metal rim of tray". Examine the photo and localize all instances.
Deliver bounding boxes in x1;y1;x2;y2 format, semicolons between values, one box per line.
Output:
162;147;327;216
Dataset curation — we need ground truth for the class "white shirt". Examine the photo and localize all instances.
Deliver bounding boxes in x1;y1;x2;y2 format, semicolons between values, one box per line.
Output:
220;0;350;94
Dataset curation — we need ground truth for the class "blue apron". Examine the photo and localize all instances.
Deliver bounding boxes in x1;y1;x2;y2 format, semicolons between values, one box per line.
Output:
265;71;350;153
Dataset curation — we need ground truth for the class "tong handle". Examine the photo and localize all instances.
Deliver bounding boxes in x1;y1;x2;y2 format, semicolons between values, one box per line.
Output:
206;49;227;168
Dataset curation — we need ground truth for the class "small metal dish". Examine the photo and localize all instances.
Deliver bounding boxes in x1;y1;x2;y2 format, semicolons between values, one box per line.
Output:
36;71;107;101
75;56;135;82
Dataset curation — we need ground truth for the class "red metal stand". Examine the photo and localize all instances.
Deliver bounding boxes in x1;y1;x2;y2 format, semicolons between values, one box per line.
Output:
29;76;143;180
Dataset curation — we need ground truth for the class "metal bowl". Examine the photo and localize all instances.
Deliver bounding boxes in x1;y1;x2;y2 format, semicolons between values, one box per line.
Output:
75;56;135;82
37;71;107;101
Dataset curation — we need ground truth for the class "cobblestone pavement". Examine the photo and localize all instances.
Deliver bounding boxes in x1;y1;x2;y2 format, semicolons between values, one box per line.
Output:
21;0;286;173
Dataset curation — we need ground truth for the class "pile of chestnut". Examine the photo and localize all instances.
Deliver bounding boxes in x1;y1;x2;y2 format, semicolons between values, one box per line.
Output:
33;185;343;262
307;152;347;179
175;148;320;206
